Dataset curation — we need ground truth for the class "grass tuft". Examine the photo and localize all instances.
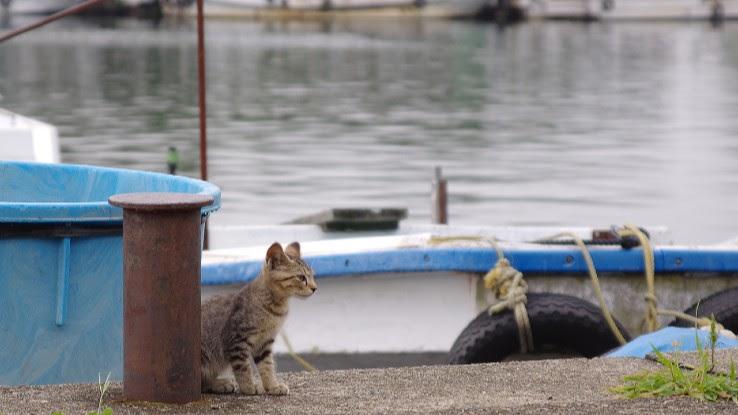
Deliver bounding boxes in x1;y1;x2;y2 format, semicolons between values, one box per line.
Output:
51;371;113;415
92;372;113;415
612;315;738;404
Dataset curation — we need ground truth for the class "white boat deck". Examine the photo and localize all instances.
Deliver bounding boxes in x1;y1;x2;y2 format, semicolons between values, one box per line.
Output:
0;108;60;163
207;223;672;255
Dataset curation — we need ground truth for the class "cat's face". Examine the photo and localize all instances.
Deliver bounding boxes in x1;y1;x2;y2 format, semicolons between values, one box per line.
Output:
265;242;317;298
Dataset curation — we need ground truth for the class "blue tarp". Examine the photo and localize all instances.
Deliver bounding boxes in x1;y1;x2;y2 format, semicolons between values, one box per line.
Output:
607;327;738;358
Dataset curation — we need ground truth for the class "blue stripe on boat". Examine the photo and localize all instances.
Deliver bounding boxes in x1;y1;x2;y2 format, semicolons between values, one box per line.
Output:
201;246;738;285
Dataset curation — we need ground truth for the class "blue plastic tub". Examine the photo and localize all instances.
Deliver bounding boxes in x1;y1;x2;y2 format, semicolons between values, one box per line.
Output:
0;162;220;386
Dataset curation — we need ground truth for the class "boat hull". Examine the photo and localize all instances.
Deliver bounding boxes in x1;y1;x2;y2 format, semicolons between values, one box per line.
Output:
202;227;738;355
204;267;738;355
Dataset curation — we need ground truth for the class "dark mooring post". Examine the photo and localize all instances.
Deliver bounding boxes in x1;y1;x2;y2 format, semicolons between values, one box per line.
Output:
109;192;213;404
431;166;448;224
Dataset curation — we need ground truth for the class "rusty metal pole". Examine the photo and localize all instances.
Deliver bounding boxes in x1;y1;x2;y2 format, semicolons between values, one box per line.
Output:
431;166;448;224
109;192;213;404
0;0;106;43
196;0;210;249
197;0;207;182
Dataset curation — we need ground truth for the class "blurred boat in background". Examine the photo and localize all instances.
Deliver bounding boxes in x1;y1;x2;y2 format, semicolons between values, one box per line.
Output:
0;0;82;15
523;0;738;20
161;0;491;18
158;0;738;20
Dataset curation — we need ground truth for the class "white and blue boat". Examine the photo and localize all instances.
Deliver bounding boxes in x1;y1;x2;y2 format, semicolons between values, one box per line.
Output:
203;223;738;364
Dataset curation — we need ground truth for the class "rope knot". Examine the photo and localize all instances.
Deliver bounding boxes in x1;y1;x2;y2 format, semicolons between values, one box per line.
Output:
483;258;528;298
484;257;534;353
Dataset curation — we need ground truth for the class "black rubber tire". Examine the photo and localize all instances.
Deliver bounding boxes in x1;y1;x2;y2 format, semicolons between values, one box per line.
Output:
447;293;630;364
670;286;738;333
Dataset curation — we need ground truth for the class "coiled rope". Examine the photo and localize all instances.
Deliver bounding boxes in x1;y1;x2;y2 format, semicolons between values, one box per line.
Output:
483;257;535;353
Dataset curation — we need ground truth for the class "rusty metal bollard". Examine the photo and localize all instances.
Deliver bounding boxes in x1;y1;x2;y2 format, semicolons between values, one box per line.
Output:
109;192;213;404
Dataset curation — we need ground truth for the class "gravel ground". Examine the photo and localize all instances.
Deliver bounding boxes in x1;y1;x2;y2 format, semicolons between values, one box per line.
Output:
1;356;737;415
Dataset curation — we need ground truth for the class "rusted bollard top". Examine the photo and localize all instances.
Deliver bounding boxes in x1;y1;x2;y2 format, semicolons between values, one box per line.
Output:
109;192;214;211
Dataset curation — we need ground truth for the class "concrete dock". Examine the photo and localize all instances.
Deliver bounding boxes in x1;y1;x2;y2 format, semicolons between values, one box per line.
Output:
1;356;737;414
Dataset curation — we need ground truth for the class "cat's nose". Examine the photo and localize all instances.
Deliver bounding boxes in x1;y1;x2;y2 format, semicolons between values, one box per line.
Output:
311;286;317;292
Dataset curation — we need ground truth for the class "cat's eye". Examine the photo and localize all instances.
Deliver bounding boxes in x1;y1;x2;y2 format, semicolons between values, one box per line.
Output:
297;274;307;284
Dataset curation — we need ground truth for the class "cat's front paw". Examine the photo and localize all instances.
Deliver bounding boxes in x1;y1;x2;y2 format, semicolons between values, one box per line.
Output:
265;382;289;396
239;381;265;395
210;378;238;394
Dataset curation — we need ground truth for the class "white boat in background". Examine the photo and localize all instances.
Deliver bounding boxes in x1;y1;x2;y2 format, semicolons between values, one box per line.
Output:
161;0;491;18
524;0;738;20
0;108;60;163
201;223;735;356
0;0;82;15
197;222;738;373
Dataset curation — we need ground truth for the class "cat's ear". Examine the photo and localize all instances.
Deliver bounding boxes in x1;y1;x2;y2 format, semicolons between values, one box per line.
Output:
266;242;287;269
285;242;301;259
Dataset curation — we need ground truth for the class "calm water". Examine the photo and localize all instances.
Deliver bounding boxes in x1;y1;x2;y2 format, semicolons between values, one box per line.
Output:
2;17;738;243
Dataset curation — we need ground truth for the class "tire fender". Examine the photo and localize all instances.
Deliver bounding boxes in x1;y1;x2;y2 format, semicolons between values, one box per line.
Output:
670;286;738;333
448;293;630;364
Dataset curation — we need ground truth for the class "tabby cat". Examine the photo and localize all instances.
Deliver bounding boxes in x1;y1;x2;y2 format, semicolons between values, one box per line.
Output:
201;241;316;395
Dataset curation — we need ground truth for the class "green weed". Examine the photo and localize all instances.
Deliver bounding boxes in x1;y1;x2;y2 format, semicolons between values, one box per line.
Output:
50;371;113;415
92;372;112;415
612;315;738;404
